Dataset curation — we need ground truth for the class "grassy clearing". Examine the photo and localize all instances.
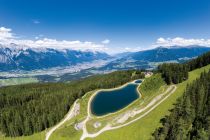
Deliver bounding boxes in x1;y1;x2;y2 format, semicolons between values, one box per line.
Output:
138;74;167;106
0;131;46;140
0;77;38;86
88;64;210;140
85;75;166;133
139;74;165;97
113;85;174;127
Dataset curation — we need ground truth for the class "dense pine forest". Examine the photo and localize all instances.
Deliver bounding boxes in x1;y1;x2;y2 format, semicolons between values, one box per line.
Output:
158;51;210;84
154;51;210;139
0;70;144;137
158;63;188;84
153;70;210;140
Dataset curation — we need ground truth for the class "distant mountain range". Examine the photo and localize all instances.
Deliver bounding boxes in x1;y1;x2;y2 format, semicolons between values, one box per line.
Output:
127;46;210;62
1;44;210;84
98;45;210;70
0;44;210;73
0;43;109;71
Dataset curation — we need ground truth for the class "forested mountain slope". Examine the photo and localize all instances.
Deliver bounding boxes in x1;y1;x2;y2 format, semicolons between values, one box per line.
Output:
0;70;144;137
153;70;210;139
153;51;210;139
158;51;210;84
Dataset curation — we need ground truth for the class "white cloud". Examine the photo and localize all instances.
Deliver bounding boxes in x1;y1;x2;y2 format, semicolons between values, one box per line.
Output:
3;26;210;54
154;37;210;47
0;27;109;52
0;27;14;40
101;39;110;44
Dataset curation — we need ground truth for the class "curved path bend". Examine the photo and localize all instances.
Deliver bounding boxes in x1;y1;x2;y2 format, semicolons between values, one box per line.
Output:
45;100;79;140
80;85;177;140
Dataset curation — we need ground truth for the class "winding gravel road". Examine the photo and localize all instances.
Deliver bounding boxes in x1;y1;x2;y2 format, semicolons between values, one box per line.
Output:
80;85;177;140
45;84;177;140
45;101;80;140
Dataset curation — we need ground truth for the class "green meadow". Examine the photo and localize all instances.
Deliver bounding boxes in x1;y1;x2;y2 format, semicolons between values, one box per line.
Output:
1;65;210;140
88;64;210;140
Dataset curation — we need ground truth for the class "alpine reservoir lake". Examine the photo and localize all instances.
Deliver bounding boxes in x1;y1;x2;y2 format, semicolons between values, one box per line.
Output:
91;80;142;116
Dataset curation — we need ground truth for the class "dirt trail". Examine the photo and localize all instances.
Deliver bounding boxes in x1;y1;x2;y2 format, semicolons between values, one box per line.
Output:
45;101;80;140
80;85;177;140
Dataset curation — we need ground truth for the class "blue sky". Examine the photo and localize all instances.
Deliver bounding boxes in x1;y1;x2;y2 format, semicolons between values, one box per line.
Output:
0;0;210;53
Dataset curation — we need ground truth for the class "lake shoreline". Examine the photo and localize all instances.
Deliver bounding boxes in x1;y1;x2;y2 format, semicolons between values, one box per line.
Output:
88;79;143;118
